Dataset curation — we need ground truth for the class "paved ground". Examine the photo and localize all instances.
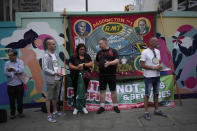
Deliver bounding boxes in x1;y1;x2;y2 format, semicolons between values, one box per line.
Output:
0;98;197;131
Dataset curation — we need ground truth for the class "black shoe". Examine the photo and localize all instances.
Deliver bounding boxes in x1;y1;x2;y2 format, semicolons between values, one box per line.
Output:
154;110;167;117
10;115;16;119
114;106;120;113
96;107;105;114
143;112;151;120
18;113;25;118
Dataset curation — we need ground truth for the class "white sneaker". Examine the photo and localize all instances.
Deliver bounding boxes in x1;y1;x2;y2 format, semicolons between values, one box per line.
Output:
73;108;78;115
47;115;56;123
52;111;64;117
82;107;88;114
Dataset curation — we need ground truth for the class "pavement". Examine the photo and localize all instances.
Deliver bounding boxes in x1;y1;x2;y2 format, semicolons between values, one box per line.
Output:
0;98;197;131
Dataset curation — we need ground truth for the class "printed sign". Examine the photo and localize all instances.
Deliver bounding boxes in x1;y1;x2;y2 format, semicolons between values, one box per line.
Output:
65;75;175;111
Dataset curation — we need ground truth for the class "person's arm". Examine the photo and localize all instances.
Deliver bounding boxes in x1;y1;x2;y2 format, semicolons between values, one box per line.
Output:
84;54;93;68
84;61;93;69
104;49;119;68
69;62;79;70
140;61;162;71
69;56;82;70
42;54;56;75
15;60;24;74
140;61;154;70
104;59;119;68
4;62;13;77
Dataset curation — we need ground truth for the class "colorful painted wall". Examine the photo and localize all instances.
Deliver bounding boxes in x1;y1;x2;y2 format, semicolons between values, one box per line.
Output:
0;11;196;108
156;11;197;94
0;12;70;108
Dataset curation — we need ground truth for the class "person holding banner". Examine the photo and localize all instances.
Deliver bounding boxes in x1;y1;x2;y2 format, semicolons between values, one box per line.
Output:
96;37;120;114
43;40;63;123
69;44;93;115
140;37;167;120
4;49;25;119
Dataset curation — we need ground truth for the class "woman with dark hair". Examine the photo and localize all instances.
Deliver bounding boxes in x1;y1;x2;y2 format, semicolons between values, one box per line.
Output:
6;29;39;49
69;44;93;115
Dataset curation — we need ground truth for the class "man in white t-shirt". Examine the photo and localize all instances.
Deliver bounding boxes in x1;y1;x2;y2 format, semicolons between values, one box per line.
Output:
140;37;167;120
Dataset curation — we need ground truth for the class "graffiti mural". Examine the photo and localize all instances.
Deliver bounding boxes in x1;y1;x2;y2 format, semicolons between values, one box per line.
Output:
156;33;174;71
0;21;69;108
171;25;197;93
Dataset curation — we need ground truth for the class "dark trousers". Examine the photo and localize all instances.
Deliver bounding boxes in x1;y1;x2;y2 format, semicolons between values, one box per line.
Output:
7;84;24;116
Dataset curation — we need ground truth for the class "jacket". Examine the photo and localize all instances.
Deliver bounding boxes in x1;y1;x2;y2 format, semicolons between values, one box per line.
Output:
42;50;60;84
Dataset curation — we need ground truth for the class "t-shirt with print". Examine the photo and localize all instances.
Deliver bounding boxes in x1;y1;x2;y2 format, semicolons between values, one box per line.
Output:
140;48;161;77
50;53;60;80
96;48;119;76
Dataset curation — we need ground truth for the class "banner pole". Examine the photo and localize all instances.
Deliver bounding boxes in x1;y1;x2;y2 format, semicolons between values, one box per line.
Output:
63;8;67;112
158;5;182;106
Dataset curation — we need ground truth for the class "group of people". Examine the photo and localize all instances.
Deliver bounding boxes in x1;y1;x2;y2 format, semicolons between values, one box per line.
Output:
4;36;167;123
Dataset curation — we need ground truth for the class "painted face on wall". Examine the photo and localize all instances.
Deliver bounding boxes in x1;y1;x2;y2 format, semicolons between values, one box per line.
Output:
138;20;146;34
78;22;86;35
34;38;42;48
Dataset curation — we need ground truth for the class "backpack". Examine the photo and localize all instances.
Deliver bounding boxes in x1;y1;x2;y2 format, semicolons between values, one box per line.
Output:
0;109;7;123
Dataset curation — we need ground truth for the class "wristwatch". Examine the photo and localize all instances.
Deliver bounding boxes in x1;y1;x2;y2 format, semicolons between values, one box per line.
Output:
83;63;85;68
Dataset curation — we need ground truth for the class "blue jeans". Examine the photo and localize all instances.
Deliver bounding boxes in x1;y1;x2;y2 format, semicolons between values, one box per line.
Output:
144;77;160;97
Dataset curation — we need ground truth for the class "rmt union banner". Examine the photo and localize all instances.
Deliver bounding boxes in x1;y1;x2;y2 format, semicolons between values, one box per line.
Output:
69;12;156;79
